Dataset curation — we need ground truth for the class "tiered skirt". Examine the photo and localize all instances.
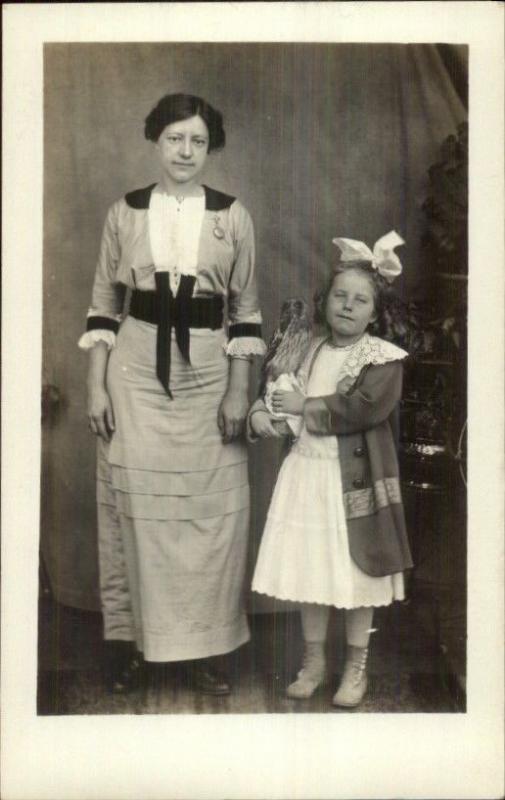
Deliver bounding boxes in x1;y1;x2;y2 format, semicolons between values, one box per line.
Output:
96;317;250;662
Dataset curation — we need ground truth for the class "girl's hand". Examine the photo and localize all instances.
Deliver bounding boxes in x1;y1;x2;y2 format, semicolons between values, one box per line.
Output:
337;375;355;395
88;385;115;442
250;410;282;439
218;388;249;443
271;390;305;415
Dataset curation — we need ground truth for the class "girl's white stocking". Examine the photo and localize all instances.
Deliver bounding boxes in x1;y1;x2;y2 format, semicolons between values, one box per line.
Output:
301;603;330;643
345;606;375;648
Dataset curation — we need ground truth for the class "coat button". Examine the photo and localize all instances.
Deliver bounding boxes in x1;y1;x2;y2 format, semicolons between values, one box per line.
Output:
354;446;364;457
353;478;365;489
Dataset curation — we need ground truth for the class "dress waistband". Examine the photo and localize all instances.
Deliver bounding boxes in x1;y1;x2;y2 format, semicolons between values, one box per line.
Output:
129;289;224;329
129;285;224;398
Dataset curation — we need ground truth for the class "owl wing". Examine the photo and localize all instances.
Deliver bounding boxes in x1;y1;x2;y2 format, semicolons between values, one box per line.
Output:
259;327;283;397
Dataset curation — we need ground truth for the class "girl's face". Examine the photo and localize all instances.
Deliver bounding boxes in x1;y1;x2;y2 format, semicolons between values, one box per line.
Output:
325;269;377;345
156;114;209;187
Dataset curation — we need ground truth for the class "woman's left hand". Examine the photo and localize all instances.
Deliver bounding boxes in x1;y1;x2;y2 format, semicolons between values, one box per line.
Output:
271;390;305;415
218;388;249;443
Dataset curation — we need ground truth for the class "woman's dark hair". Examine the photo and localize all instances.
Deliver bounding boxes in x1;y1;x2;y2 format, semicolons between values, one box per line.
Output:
144;93;225;151
314;261;409;346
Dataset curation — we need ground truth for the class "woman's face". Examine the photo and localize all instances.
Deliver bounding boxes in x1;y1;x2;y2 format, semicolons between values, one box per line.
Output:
156;114;209;186
325;269;377;344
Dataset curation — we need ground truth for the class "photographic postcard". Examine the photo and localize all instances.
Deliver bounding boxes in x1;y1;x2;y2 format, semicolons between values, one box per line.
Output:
2;2;504;798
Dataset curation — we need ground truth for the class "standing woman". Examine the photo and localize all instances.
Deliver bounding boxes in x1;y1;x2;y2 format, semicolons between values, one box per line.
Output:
79;93;266;694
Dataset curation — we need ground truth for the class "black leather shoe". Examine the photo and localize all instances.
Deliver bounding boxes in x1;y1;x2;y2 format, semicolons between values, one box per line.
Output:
108;654;143;694
103;642;143;694
188;659;231;696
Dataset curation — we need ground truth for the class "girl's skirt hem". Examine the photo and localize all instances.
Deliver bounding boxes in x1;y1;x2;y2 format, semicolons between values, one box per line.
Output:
251;586;405;610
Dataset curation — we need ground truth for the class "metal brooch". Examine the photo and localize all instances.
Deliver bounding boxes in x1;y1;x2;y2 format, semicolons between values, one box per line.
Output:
212;215;225;240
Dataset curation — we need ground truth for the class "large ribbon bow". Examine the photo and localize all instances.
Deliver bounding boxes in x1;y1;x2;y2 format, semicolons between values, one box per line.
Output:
332;230;405;283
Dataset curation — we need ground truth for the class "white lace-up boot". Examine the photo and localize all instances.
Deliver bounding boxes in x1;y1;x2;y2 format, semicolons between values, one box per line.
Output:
332;645;369;707
286;641;326;699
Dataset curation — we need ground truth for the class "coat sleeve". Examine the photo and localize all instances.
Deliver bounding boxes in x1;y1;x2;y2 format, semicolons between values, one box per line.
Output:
225;201;266;360
303;361;403;435
78;200;126;350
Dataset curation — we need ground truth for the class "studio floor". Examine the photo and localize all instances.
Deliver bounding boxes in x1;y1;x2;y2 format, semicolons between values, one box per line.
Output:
37;590;465;716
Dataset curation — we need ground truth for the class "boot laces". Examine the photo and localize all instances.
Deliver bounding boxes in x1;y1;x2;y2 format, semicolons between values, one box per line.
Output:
345;648;368;685
349;662;366;685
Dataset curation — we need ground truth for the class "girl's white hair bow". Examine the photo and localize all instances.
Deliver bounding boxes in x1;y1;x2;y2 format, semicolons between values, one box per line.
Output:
332;230;405;283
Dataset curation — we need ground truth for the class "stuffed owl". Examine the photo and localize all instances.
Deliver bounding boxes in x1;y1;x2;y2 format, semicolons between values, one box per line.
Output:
260;298;312;435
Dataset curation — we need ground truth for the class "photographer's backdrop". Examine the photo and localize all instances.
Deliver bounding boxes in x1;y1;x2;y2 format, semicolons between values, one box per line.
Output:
42;43;466;611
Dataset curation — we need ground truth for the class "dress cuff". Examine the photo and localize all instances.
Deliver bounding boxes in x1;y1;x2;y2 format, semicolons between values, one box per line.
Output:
225;336;267;358
86;314;121;334
78;330;117;351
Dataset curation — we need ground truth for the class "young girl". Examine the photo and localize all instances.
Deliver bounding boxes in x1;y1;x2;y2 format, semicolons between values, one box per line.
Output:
249;232;413;708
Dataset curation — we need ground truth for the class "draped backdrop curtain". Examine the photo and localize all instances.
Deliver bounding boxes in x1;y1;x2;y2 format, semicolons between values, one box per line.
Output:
42;43;467;611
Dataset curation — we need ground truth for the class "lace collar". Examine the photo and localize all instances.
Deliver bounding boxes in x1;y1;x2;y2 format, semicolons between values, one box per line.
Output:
335;333;408;382
298;333;408;389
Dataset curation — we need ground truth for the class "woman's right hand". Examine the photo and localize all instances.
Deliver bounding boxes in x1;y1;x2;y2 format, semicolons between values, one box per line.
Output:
250;410;281;439
87;384;115;442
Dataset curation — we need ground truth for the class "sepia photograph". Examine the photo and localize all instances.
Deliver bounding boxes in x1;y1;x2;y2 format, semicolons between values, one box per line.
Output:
39;40;468;717
2;3;504;799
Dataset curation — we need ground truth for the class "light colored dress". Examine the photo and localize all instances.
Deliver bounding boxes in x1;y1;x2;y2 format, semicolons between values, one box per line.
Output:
80;185;265;661
252;342;404;609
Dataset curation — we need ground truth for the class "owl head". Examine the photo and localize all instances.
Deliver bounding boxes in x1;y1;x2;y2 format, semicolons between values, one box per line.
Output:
278;298;311;333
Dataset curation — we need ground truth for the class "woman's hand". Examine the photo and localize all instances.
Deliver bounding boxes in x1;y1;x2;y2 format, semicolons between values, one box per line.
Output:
271;390;305;416
218;388;249;443
88;384;115;442
249;410;282;439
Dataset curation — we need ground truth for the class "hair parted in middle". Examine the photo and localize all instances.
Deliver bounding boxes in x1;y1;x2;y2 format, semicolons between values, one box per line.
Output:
314;261;408;346
144;93;226;151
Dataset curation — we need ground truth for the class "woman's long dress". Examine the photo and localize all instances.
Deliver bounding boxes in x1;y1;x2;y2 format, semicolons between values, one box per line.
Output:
80;184;265;661
252;343;404;609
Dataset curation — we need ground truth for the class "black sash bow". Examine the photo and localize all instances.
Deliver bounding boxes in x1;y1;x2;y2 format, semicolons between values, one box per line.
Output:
130;276;224;398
